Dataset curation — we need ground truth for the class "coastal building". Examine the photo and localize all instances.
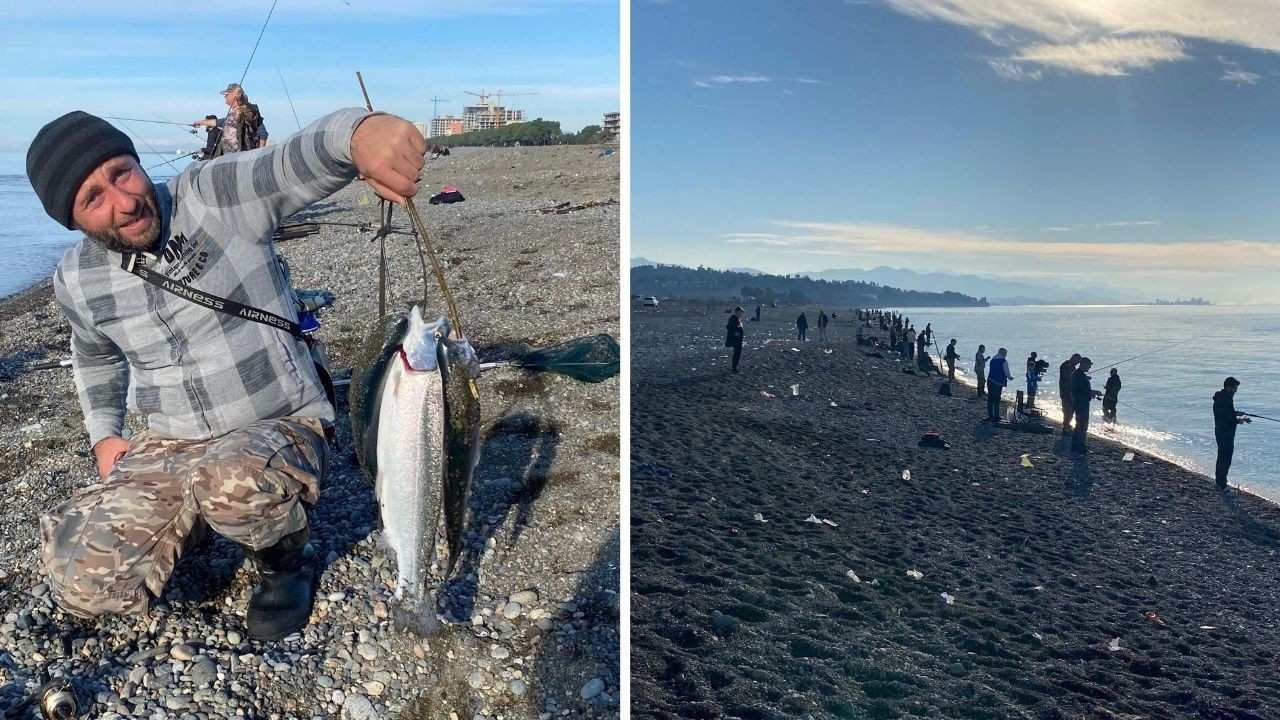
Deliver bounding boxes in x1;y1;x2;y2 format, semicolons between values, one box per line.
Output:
430;116;465;137
603;111;621;136
460;103;525;132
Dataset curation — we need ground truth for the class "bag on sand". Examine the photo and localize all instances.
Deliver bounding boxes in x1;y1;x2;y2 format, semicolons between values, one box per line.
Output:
937;382;952;396
918;431;950;449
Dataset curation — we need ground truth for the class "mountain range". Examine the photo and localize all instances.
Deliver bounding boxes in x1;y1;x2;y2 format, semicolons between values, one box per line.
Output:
631;258;1144;305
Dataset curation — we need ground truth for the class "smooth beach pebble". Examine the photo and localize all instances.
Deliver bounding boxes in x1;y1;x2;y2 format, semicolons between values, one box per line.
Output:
949;663;966;676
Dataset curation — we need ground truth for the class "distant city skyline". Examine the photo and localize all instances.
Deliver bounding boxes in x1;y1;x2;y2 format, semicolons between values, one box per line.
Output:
633;0;1280;304
0;0;618;171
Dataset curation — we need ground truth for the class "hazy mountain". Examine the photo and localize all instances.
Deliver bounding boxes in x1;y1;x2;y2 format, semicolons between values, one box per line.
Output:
631;256;659;268
803;266;1144;305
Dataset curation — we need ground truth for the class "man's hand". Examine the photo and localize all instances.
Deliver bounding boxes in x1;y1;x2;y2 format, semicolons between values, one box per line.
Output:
92;436;130;481
351;114;426;205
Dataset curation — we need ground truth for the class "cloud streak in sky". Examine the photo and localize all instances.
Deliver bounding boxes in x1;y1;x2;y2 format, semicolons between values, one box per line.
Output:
723;220;1280;273
886;0;1280;79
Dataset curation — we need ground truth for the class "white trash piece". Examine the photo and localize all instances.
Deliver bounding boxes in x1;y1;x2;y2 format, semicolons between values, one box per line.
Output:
790;384;800;396
902;469;911;481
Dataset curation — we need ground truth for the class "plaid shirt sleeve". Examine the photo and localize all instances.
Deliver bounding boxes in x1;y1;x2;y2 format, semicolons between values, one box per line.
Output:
53;260;129;447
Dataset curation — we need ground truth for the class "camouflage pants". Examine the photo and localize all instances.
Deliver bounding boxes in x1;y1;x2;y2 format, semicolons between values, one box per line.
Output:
40;417;327;619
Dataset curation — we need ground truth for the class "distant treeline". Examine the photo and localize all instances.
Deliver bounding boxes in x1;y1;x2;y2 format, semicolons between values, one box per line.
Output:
632;264;988;307
428;120;615;148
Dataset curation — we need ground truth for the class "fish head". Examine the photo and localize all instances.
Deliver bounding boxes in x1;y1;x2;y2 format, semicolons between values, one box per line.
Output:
401;306;448;372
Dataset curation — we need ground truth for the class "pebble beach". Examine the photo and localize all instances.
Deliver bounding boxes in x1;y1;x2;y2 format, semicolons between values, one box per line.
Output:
0;145;620;720
631;303;1280;719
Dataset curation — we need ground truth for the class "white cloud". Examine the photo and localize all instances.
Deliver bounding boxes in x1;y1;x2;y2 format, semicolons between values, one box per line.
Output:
706;73;772;84
724;220;1280;273
886;0;1280;79
1222;68;1262;83
791;78;825;84
1011;36;1188;76
1040;226;1071;232
988;60;1042;81
1094;220;1160;227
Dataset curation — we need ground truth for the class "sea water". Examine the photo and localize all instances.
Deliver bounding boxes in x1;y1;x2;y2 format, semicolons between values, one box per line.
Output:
881;305;1280;503
0;169;177;300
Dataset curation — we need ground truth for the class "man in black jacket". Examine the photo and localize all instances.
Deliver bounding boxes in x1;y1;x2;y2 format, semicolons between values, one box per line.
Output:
1070;357;1103;453
1102;369;1121;424
726;307;745;373
1213;377;1250;488
1059;353;1081;435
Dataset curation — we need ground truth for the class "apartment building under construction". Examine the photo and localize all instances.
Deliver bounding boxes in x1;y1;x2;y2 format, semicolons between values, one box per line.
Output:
430;103;526;137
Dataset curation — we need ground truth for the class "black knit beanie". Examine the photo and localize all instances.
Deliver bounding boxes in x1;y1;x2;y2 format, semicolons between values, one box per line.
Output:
26;111;139;230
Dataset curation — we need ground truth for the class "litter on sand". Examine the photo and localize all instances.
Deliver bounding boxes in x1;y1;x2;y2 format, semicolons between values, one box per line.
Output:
760;391;776;399
902;469;912;481
1123;452;1135;461
753;513;767;522
823;349;833;355
906;569;924;580
846;570;862;583
1020;454;1034;468
1107;638;1122;652
1144;611;1166;625
941;592;955;605
1200;625;1217;630
790;384;800;396
804;514;839;527
830;401;838;407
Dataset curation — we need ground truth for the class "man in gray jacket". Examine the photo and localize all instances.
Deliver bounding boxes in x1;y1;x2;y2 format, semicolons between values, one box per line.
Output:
27;107;425;640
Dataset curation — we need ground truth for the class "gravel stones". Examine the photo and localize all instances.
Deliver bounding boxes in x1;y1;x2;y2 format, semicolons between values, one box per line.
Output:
169;644;196;661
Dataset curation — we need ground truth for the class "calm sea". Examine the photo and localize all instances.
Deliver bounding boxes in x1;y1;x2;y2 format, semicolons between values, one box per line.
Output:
882;305;1280;503
0;167;179;300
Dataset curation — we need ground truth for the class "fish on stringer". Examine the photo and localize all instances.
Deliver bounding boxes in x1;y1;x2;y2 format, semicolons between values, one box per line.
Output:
348;198;619;634
350;306;479;633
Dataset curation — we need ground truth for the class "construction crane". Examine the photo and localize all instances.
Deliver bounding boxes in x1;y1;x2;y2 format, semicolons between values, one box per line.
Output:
429;96;450;119
464;89;539;107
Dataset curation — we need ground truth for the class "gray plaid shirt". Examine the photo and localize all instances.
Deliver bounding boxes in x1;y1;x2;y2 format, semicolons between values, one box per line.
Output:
53;108;375;447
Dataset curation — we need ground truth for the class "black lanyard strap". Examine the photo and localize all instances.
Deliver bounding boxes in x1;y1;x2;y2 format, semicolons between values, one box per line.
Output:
121;253;304;340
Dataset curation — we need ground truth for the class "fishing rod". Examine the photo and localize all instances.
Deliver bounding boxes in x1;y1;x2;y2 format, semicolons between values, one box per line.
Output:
277;66;302;131
102;116;198;133
112;119;187;175
1093;335;1205;372
1240;412;1280;423
356;72;465;337
146;151;200;172
1115;397;1163;422
239;0;279;86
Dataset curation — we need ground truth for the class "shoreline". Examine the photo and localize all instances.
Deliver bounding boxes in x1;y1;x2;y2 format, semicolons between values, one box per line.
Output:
631;303;1280;718
0;145;621;720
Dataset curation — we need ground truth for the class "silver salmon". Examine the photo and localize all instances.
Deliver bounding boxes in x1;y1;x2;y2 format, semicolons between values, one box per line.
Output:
350;306;481;630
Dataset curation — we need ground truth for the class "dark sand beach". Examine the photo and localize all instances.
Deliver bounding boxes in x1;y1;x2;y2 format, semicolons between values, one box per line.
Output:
631;303;1280;719
0;145;619;719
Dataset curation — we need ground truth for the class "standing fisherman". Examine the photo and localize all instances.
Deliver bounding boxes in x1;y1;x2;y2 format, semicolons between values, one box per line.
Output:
944;339;959;380
985;348;1013;421
796;312;809;342
1025;352;1040;410
1213;377;1250;489
1059;353;1081;435
817;310;829;341
1070;357;1103;453
725;307;745;373
974;344;987;398
1102;369;1121;425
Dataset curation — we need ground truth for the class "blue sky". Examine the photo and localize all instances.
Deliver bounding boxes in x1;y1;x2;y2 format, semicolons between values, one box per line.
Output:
632;0;1280;304
0;0;618;174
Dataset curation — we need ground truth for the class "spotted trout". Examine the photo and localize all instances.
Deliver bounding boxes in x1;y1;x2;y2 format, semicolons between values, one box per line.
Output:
350;306;481;631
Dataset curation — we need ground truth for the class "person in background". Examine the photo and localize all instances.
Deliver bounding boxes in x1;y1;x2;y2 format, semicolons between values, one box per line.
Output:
986;348;1013;421
904;325;917;361
755;304;761;322
796;312;808;342
921;323;933;347
1059;353;1081;435
974;344;987;399
1025;352;1040;410
817;310;828;340
725;307;745;373
1070;357;1103;453
192;83;263;157
889;326;898;353
944;338;959;380
197;115;222;161
1213;377;1250;489
1102;368;1121;425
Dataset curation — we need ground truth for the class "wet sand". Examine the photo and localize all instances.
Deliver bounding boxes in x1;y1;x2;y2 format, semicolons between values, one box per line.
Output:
631;303;1280;719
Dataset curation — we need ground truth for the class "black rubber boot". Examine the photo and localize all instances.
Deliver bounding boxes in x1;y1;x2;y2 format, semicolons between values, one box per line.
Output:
241;528;317;641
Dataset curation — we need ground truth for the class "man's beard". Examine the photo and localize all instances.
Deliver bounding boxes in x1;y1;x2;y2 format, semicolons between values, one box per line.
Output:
84;188;162;254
